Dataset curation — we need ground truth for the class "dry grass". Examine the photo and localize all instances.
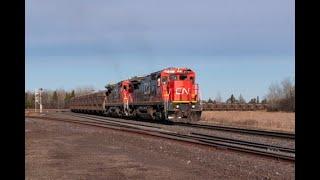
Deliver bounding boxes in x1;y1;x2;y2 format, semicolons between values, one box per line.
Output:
201;111;295;133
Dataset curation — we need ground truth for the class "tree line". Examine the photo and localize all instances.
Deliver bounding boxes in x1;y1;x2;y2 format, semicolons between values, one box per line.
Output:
266;77;295;112
205;94;266;104
25;86;95;109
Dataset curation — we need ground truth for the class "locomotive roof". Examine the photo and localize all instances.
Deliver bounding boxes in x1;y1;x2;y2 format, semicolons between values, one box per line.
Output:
128;76;145;83
161;67;193;74
102;67;194;90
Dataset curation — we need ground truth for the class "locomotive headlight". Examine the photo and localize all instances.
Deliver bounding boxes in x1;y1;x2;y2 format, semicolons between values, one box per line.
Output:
176;105;180;109
192;105;195;109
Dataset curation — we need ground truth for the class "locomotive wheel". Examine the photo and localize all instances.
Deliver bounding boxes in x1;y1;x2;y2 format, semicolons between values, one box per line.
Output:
189;111;202;122
154;112;164;121
115;108;121;117
147;107;156;120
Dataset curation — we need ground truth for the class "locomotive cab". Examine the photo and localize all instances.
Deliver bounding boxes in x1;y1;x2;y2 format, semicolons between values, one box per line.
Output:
160;68;202;122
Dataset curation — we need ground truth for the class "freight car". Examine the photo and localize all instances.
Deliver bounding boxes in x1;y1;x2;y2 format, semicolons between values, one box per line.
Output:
69;67;202;122
201;103;268;111
69;90;106;115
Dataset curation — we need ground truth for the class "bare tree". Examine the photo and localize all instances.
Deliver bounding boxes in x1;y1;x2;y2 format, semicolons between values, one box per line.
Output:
215;92;223;103
56;89;66;109
25;87;96;109
40;89;54;109
266;77;295;111
261;98;267;104
75;85;96;96
25;91;35;109
238;94;246;104
280;77;295;111
266;82;282;110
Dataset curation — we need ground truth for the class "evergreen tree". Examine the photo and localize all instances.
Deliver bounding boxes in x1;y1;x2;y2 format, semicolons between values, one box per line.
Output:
64;92;71;108
52;91;58;108
215;92;222;103
64;92;70;101
249;98;257;104
226;94;236;104
208;98;214;103
70;90;75;98
25;92;32;108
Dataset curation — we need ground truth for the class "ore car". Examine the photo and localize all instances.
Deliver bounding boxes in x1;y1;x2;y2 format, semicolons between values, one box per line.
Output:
69;90;107;115
69;67;202;122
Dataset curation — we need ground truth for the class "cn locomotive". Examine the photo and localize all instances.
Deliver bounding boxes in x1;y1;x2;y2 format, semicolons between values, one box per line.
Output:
69;67;202;122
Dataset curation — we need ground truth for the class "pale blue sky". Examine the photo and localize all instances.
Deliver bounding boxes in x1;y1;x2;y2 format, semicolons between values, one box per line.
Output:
26;0;295;101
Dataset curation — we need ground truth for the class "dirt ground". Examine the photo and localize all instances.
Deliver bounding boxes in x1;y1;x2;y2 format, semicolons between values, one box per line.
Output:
201;111;295;132
25;109;68;116
25;117;294;180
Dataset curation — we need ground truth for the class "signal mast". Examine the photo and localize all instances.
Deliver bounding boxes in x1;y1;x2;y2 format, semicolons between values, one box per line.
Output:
34;88;43;113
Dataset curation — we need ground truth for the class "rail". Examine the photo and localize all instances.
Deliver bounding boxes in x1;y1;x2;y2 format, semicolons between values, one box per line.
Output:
175;122;295;139
26;113;295;161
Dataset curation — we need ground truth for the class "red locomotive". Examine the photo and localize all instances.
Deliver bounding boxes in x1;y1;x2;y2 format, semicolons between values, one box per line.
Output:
69;67;202;122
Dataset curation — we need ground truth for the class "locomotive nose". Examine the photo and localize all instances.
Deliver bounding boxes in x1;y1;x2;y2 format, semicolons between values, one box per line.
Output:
172;80;192;102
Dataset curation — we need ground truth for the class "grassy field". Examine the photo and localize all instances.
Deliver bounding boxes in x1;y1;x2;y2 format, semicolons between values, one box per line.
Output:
201;111;295;133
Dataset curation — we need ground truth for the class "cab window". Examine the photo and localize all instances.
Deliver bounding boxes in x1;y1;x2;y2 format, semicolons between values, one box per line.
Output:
162;76;168;83
169;75;177;80
180;75;187;80
190;76;194;83
128;84;133;92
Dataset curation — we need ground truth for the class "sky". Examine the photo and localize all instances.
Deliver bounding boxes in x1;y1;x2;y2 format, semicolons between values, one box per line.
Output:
26;0;295;101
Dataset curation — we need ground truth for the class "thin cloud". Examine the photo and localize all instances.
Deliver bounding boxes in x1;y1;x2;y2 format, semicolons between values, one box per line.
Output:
26;0;294;57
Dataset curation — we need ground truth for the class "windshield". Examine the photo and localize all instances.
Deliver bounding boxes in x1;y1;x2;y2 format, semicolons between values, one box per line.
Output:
169;75;178;80
179;75;187;80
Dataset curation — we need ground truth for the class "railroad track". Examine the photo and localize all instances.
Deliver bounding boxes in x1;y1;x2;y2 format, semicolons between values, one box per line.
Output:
67;112;295;139
189;132;294;154
175;122;295;139
26;113;295;161
67;112;295;152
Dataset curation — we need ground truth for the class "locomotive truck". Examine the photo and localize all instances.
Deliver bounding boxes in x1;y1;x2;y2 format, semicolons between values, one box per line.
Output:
69;67;202;122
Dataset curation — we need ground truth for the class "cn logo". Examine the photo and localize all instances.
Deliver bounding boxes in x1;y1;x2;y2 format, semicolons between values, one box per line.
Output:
176;88;190;95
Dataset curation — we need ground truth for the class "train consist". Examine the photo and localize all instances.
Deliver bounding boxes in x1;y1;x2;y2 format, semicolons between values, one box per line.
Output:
69;67;202;122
